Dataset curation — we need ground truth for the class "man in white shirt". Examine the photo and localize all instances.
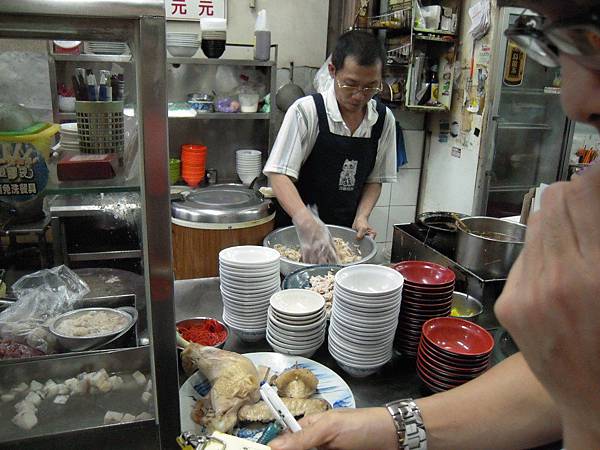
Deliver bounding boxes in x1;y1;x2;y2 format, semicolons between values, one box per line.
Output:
264;30;397;263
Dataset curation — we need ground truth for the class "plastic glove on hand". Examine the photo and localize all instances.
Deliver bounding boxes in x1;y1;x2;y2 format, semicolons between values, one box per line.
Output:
292;206;338;265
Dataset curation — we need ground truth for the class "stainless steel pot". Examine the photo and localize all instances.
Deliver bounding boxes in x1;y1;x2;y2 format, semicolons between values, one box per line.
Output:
455;216;526;279
417;211;468;258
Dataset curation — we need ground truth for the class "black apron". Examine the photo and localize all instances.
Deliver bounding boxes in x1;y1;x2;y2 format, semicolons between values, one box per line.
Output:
275;93;386;228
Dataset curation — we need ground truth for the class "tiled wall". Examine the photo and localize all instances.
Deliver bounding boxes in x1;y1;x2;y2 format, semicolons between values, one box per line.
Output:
371;113;425;264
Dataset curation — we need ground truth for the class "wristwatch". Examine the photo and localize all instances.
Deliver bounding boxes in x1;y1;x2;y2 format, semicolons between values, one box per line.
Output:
385;399;428;450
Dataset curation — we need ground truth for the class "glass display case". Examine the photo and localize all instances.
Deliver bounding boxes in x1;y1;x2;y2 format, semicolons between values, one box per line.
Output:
0;1;179;448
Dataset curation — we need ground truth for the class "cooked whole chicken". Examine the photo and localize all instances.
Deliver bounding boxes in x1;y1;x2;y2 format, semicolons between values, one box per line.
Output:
181;344;260;432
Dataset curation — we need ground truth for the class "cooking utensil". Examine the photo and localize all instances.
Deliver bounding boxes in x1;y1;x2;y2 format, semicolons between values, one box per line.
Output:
417;211;468;257
275;62;305;112
455;216;526;279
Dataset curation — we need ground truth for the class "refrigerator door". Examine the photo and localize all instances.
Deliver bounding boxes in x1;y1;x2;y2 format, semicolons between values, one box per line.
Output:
481;9;571;217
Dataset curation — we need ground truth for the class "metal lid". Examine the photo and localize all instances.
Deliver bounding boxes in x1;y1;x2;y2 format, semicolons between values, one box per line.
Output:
171;184;273;224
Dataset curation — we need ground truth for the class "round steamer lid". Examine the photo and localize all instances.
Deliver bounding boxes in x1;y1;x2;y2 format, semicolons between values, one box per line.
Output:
171;183;272;224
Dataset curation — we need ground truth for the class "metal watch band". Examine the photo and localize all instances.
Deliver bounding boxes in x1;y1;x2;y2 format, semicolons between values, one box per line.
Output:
385;399;428;450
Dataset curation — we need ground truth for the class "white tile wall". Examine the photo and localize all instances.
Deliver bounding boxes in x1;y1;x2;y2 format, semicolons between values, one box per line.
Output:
391;169;420;206
402;130;425;169
386;206;418;241
369;126;425;252
369;206;390;243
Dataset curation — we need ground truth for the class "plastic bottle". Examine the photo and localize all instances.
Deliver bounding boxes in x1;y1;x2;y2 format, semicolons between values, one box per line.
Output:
430;65;439;104
254;9;271;61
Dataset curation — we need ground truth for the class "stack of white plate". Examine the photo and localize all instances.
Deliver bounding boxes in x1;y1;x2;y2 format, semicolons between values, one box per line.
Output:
267;289;327;358
167;33;200;57
59;122;80;153
328;264;404;377
88;41;128;55
236;149;262;186
219;246;280;342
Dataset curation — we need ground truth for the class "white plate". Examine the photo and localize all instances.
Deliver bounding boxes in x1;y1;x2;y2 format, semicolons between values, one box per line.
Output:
219;246;280;266
270;289;325;316
266;330;324;349
335;264;404;296
268;311;326;332
219;260;280;273
268;323;326;342
269;307;325;324
180;352;355;437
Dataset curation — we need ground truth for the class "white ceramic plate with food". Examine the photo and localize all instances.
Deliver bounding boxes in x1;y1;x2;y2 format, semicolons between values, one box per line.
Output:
179;352;355;438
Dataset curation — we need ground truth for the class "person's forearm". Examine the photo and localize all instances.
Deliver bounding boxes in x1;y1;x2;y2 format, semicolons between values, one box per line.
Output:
355;182;381;220
416;353;562;450
269;173;306;218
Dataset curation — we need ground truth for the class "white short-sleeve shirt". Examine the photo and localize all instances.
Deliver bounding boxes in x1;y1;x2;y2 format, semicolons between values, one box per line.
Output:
264;84;397;184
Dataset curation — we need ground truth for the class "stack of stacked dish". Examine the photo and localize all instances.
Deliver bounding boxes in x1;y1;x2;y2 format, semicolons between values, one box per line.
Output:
266;289;326;357
200;18;226;58
236;149;262;186
58;122;80;153
328;265;404;378
392;261;456;357
417;317;494;392
87;41;128;55
218;246;280;342
166;32;200;57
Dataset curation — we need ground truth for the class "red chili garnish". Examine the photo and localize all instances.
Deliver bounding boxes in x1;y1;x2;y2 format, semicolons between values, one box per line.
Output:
177;319;227;346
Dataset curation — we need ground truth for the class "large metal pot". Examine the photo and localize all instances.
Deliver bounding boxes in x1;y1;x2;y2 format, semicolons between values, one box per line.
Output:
455;216;526;279
417;211;467;258
263;225;377;275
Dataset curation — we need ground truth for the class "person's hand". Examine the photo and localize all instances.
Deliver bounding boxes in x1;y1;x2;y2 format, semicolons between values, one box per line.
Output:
292;206;338;264
352;215;377;240
268;408;398;450
495;164;600;447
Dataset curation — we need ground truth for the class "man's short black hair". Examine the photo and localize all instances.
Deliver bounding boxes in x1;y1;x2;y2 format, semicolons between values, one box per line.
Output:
331;30;386;71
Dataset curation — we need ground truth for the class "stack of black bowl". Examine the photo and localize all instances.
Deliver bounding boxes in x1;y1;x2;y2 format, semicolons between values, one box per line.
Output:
201;30;226;58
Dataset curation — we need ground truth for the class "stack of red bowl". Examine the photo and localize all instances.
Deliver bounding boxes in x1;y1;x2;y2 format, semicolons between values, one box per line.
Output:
417;317;494;392
181;144;207;187
392;261;456;357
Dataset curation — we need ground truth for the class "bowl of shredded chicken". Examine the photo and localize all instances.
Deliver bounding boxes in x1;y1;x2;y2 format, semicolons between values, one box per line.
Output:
263;225;377;275
49;307;136;351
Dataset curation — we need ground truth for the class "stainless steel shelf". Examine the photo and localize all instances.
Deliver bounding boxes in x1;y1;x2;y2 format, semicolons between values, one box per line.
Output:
45;176;140;196
57;112;76;120
68;250;142;261
413;28;457;36
502;87;562;96
406;104;448;112
414;34;455;43
168;112;270;120
167;57;275;67
489;186;532;193
497;123;553;131
51;53;132;63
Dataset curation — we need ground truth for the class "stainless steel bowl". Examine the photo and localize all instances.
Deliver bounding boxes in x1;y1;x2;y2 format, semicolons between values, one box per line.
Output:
49;307;137;352
176;316;229;349
450;292;483;322
263;225;377;275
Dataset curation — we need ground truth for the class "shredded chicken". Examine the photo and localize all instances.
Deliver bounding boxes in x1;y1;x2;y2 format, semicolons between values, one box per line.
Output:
274;238;361;264
309;271;335;313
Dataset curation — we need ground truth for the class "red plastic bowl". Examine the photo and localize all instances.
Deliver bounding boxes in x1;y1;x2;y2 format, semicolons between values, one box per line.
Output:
403;285;455;296
422;317;494;357
420;339;491;368
404;280;455;292
393;261;456;286
418;342;490;373
416;362;458;391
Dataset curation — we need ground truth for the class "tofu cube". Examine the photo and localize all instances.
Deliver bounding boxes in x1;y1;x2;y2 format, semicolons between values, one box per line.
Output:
12;410;38;430
132;371;146;386
104;411;124;425
121;413;136;423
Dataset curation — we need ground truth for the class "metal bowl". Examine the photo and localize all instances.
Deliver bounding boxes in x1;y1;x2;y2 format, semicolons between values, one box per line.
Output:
282;264;343;290
263;225;377;275
450;292;483;322
176;316;229;349
49;307;137;352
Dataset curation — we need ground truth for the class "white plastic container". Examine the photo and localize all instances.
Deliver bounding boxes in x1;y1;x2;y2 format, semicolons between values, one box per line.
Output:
239;93;259;113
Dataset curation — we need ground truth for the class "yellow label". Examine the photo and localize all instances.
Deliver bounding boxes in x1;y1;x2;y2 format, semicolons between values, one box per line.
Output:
504;41;527;86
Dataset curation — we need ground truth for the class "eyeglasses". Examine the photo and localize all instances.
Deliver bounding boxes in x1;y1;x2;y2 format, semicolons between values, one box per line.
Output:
505;10;600;70
335;79;383;97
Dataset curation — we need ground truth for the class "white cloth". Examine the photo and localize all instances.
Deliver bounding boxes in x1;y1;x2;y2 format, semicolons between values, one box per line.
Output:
264;83;397;183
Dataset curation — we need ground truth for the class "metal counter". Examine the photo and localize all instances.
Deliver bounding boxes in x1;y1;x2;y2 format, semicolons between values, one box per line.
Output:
176;277;436;407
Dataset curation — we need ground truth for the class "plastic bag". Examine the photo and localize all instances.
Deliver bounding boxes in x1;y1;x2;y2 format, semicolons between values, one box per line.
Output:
0;266;90;353
313;55;333;94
